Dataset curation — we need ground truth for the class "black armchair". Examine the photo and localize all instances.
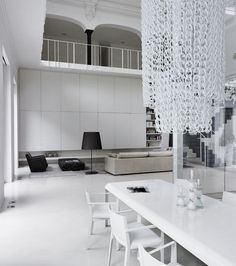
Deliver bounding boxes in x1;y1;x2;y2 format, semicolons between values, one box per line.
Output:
25;153;48;172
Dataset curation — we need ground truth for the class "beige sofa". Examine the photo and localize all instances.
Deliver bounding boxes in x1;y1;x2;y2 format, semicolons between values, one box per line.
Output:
105;151;173;175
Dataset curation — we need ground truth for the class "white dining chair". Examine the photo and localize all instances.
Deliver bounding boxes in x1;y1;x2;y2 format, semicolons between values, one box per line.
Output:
222;191;236;207
107;208;164;266
85;191;117;235
138;241;183;266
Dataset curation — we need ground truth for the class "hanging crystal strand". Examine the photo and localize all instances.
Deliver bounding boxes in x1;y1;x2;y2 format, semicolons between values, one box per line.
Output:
141;0;151;107
141;0;225;134
217;0;226;105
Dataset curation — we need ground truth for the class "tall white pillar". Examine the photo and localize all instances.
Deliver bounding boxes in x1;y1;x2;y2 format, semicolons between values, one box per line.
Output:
0;48;5;207
173;133;183;182
3;64;13;183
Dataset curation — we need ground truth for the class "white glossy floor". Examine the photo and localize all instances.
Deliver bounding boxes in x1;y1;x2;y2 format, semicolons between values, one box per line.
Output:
1;169;206;266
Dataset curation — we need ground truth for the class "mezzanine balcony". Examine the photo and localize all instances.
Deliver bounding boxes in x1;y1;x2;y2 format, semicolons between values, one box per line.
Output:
41;38;142;74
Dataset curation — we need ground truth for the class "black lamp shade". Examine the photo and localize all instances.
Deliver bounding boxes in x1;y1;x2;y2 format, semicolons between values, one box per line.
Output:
169;133;173;148
82;132;102;150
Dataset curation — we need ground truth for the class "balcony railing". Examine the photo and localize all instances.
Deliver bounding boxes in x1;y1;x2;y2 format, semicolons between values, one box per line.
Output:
42;38;142;70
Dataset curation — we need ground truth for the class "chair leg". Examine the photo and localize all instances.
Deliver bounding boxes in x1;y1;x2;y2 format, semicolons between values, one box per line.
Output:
107;234;114;266
115;200;121;251
124;247;130;266
170;242;177;263
160;231;164;263
89;219;94;235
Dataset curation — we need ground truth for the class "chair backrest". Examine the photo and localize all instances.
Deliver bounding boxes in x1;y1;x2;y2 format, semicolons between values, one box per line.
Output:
222;191;236;207
85;191;91;204
109;208;129;247
25;153;34;171
139;245;165;266
25;152;32;162
85;191;94;214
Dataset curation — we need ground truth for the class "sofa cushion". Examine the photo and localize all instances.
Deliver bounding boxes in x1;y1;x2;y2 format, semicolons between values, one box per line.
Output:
58;158;85;171
148;151;173;157
107;153;117;158
117;152;149;159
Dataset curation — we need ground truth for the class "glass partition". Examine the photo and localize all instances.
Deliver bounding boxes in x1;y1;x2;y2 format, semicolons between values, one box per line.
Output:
181;101;236;197
224;103;236;192
182;107;226;198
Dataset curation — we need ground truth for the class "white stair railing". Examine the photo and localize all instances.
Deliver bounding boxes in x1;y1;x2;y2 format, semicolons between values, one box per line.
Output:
41;38;142;70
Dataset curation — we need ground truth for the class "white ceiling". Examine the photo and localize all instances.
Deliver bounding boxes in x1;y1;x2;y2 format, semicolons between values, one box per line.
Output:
48;0;141;16
44;17;141;49
3;0;236;68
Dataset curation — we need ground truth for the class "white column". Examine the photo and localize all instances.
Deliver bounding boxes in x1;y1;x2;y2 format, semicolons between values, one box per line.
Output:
13;79;18;176
0;49;5;207
3;62;13;183
173;133;183;182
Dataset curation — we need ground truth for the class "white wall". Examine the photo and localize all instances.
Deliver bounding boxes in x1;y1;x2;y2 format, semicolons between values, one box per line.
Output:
0;1;19;206
19;69;146;152
0;48;4;206
4;0;46;68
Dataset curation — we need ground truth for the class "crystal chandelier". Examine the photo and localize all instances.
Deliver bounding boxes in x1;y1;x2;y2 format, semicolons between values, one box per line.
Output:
141;0;226;133
225;79;236;102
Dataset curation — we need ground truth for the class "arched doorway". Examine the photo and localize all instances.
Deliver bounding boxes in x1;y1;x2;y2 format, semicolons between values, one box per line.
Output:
93;24;141;68
42;16;87;64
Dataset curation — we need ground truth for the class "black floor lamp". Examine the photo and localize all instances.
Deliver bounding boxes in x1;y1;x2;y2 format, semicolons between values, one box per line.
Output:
82;132;102;175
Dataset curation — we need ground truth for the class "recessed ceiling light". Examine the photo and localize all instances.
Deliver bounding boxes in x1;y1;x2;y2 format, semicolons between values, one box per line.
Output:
226;7;236;15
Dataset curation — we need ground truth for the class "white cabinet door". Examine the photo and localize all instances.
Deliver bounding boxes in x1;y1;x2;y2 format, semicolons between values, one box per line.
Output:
98;113;115;149
61;112;80;150
131;78;145;114
79;74;98;112
114;113;131;148
61;73;79;112
41;71;61;111
114;77;131;113
131;114;146;148
19;111;41;151
98;76;114;113
41;112;61;150
80;113;98;146
19;70;41;111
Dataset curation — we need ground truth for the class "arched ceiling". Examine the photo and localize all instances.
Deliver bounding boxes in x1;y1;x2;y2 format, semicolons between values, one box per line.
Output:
44;17;86;42
44;17;141;50
93;25;141;49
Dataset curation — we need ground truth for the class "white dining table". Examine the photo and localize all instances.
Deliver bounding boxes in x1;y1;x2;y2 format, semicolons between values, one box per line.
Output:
105;179;236;266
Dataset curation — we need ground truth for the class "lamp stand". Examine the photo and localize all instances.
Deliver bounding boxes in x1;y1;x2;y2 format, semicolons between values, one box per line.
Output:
85;149;98;175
